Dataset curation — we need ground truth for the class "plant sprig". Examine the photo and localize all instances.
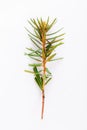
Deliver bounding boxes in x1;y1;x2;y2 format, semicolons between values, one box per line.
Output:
25;17;64;119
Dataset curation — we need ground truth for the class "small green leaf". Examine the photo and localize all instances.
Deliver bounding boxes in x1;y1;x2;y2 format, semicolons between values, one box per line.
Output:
45;77;52;85
33;66;43;90
27;54;41;62
34;29;40;39
30;38;42;50
24;70;34;74
48;18;57;30
28;34;41;45
26;48;41;54
33;66;40;78
47;27;64;36
46;53;56;62
47;33;65;40
51;42;64;49
47;38;64;44
26;47;33;51
27;52;41;57
45;44;52;57
53;38;64;43
26;48;42;57
25;27;39;39
40;17;43;27
46;42;64;57
37;18;42;28
28;20;37;30
50;57;64;61
40;77;43;87
46;68;51;74
29;63;42;67
35;77;42;90
30;19;39;29
27;53;37;56
46;16;49;27
46;44;52;51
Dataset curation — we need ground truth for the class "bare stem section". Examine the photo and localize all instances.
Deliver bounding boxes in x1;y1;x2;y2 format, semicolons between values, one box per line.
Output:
41;90;45;119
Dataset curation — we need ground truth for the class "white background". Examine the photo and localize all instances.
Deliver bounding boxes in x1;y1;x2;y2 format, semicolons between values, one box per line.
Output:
0;0;87;130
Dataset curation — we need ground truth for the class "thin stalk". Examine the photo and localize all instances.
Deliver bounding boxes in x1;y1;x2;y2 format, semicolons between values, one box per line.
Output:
41;90;45;119
41;30;46;119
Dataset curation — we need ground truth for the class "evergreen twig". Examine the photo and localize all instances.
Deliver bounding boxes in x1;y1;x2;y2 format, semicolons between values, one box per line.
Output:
25;17;65;119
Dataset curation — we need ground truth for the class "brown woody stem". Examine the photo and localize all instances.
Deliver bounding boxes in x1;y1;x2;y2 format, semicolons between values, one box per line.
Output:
41;30;46;119
41;90;45;119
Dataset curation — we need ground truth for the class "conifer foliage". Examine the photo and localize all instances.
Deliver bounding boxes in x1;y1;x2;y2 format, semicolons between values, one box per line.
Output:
25;17;64;119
